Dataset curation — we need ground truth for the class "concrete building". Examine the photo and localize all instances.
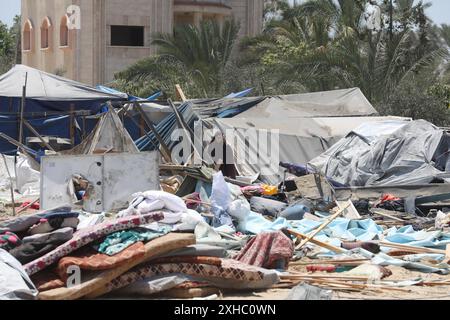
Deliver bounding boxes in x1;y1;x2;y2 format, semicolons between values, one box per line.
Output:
21;0;264;86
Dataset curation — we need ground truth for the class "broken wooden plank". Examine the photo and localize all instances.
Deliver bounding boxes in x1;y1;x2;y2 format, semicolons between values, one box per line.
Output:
287;229;346;254
295;202;351;251
378;241;446;255
175;84;187;102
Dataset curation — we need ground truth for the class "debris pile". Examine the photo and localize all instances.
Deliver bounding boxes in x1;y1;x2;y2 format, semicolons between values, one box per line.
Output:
1;65;450;300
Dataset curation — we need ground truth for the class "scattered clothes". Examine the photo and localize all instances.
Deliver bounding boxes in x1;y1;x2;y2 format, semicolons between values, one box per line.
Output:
24;212;164;275
250;197;287;218
77;212;105;230
22;227;73;244
435;211;450;229
28;216;79;235
376;194;405;212
280;162;312;177
0;231;21;251
345;264;393;281
57;242;146;281
0;249;38;300
9;227;74;264
118;191;187;218
0;206;75;233
286;283;332;300
341;241;380;254
19;201;40;210
97;227;170;256
235;231;294;269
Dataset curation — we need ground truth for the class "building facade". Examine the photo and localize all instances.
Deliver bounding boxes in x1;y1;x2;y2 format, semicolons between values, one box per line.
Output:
21;0;264;86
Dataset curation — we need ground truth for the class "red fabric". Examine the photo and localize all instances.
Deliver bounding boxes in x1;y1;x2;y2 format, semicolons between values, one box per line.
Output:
234;231;294;269
380;194;401;202
19;201;40;210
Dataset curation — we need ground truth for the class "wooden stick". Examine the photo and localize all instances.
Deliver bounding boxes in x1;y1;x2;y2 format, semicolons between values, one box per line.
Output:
19;72;28;144
290;258;369;266
16;197;40;214
175;84;187;102
134;102;172;162
371;209;406;222
295;202;351;250
23;119;57;152
446;244;450;260
1;154;16;216
288;229;345;253
378;241;446;255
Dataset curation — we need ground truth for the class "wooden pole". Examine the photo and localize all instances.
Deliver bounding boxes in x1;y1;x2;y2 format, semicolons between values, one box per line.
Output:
175;84;187;102
23;119;57;152
288;229;345;253
134;102;172;162
19;72;28;145
2;154;16;216
296;202;351;250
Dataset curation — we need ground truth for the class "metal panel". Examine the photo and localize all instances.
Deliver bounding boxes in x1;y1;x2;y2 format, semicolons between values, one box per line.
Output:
40;152;159;212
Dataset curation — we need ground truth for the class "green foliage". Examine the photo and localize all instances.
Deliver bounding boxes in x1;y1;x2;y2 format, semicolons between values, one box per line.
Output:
0;15;21;74
114;20;240;99
113;1;450;124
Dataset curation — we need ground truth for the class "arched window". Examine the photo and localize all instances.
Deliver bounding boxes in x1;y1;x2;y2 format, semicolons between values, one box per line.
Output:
40;17;51;49
60;15;69;47
23;19;33;51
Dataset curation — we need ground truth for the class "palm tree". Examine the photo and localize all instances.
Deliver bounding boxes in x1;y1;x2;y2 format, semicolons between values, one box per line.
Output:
115;20;240;98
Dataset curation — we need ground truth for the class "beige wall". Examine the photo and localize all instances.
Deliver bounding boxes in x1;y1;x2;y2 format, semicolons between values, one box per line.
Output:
21;0;76;80
22;0;264;86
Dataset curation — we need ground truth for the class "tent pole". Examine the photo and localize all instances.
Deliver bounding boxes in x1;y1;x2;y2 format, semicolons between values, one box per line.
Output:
134;102;173;163
23;119;57;152
1;154;16;216
19;72;28;145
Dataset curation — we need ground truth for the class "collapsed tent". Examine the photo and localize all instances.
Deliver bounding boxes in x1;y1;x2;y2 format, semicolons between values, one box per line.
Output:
63;106;139;155
198;88;408;184
309;119;450;187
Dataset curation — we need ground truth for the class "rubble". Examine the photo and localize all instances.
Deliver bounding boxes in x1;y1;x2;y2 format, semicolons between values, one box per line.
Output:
1;67;450;301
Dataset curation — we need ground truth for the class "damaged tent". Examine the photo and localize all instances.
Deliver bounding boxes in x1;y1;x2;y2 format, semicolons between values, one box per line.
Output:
309;119;450;187
63;106;139;155
198;88;408;184
0;65;127;153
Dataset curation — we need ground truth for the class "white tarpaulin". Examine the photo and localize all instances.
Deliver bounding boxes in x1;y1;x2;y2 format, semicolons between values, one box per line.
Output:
0;65;126;101
201;116;409;185
0;154;40;202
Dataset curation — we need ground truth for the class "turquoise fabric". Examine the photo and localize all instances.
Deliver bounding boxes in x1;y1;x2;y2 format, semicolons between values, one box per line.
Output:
97;227;171;256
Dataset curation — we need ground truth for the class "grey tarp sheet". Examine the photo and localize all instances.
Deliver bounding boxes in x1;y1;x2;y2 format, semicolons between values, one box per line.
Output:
309;120;450;187
0;249;38;300
236;88;378;119
0;65;126;101
201;116;407;184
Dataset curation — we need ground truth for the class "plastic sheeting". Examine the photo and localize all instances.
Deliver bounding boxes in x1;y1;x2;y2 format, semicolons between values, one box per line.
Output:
0;65;126;102
309;119;450;186
236;88;378;119
202;116;407;184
